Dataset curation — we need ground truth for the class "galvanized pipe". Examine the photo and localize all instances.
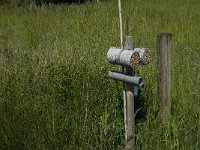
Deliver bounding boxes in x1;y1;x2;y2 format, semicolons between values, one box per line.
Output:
109;71;143;86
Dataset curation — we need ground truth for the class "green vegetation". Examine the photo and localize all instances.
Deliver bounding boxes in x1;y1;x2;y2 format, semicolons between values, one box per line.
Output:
0;0;103;7
0;0;199;149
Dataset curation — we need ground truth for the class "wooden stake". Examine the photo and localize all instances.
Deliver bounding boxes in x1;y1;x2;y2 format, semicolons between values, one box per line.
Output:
157;33;172;120
125;36;135;150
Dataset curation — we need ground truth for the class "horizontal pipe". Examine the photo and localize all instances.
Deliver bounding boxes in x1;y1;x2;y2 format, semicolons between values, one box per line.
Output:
109;71;143;86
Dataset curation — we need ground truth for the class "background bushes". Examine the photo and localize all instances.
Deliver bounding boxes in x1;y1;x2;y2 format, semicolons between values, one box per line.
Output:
0;0;103;6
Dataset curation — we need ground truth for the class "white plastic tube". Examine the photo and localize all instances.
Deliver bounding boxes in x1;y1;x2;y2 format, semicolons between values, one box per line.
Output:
118;0;123;48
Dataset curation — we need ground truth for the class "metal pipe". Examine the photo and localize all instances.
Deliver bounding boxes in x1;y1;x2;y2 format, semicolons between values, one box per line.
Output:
118;0;123;49
109;71;143;86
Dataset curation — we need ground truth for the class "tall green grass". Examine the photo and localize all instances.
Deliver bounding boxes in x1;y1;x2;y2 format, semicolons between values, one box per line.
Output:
0;0;199;149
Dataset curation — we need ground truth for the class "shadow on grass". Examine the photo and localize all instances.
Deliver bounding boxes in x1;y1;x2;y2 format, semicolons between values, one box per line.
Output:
134;85;153;124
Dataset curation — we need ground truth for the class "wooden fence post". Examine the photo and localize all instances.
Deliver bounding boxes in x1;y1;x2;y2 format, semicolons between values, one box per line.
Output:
125;36;135;150
157;33;172;120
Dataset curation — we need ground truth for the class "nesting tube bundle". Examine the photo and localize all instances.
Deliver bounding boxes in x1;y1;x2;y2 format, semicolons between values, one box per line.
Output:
106;47;140;68
133;48;151;65
130;52;140;68
106;47;151;68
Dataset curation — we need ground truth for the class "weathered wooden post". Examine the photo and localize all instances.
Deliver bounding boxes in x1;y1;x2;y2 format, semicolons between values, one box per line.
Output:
106;1;151;149
124;36;135;150
106;39;151;149
157;33;172;120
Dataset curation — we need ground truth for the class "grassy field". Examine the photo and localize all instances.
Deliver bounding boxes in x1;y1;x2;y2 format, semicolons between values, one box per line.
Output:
0;0;199;149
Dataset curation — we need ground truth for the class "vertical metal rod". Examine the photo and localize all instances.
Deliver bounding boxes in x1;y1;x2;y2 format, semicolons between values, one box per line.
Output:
125;36;135;150
117;1;128;144
157;33;172;121
118;0;123;49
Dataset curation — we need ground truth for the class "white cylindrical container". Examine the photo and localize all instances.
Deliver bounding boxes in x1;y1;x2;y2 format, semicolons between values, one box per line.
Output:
107;47;136;67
